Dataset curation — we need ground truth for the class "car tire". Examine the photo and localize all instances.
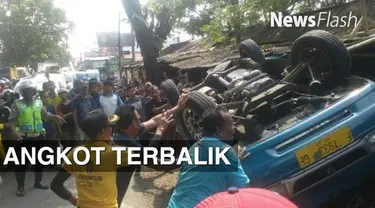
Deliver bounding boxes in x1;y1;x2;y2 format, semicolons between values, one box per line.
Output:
239;39;266;65
177;91;217;145
291;30;351;85
160;79;180;106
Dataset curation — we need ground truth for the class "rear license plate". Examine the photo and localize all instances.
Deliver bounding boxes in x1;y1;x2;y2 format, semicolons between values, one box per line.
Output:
296;126;353;169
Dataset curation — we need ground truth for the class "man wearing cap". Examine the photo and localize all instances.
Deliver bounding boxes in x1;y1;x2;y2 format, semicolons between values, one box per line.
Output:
50;109;176;208
51;109;129;208
8;80;65;197
168;106;250;208
99;79;123;117
72;81;98;142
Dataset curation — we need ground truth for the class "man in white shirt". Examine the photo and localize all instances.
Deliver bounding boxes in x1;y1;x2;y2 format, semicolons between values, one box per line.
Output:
99;79;123;117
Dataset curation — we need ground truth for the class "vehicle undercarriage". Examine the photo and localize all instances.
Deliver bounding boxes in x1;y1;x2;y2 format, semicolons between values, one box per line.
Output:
161;30;373;147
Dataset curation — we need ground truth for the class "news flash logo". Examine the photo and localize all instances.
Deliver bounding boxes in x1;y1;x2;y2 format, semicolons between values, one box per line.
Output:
2;146;232;166
270;11;359;28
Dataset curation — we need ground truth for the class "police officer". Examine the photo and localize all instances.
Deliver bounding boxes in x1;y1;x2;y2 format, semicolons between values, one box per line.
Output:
8;80;65;197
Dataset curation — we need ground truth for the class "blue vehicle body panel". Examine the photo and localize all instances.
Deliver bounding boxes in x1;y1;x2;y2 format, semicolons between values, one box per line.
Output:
241;80;375;207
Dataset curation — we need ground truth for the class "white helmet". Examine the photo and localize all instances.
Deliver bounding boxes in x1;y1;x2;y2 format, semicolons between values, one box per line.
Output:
18;79;36;96
1;89;14;96
0;78;10;83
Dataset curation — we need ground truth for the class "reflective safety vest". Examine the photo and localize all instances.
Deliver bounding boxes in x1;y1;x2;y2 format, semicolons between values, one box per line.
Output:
15;99;45;133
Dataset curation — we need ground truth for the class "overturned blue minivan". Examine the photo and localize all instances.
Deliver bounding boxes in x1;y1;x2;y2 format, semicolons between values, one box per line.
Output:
161;30;375;207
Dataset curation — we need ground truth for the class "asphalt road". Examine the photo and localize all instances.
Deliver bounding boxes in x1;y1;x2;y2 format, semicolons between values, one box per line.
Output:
2;169;375;208
0;169;178;208
0;171;77;208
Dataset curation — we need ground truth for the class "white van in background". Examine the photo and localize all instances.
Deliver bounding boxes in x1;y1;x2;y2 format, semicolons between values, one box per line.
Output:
86;69;100;80
73;69;100;82
62;67;75;89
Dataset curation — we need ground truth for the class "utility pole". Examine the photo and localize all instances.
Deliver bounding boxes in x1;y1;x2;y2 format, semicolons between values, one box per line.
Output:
131;25;135;62
118;12;122;72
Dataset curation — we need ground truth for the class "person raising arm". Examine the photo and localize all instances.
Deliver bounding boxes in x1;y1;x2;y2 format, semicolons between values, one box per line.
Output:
143;91;187;132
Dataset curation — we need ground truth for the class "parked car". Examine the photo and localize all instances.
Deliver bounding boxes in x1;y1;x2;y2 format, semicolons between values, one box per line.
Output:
161;30;375;207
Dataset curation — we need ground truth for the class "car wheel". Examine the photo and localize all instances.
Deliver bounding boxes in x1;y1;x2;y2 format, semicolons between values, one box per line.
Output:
160;79;180;106
239;39;266;65
291;30;351;86
177;91;217;144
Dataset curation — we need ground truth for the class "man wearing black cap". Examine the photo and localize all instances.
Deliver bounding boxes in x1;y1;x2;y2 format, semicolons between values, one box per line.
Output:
99;78;123;117
51;109;129;208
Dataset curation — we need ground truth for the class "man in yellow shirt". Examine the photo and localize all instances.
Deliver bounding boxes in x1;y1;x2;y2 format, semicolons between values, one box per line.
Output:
43;80;62;107
48;93;62;107
50;109;129;208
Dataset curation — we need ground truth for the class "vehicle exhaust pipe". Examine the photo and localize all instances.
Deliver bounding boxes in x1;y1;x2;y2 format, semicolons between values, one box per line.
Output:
347;37;375;52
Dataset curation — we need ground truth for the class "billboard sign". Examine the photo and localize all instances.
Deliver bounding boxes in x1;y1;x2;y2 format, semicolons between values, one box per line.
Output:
96;32;134;48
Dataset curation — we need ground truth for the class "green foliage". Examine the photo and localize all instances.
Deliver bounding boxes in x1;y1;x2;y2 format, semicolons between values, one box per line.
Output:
147;0;263;43
201;20;225;43
147;0;354;45
0;0;74;70
251;0;293;21
143;0;189;47
201;0;263;43
130;0;353;48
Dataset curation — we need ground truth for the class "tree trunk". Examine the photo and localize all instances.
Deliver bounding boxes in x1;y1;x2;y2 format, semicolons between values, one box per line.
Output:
231;0;241;45
121;0;161;85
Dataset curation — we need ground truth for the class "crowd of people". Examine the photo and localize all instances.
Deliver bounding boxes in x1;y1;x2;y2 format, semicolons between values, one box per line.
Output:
0;75;299;208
